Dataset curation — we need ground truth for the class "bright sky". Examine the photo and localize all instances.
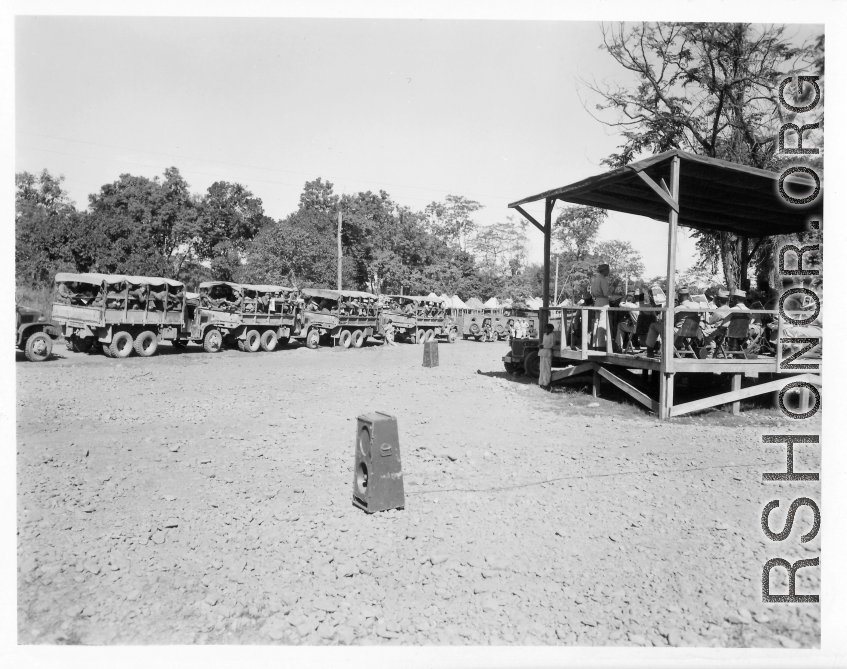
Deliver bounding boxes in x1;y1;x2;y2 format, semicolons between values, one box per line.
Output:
15;17;820;277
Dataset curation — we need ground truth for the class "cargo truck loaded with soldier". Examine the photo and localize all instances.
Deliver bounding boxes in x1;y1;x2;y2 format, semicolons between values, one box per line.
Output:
52;273;186;358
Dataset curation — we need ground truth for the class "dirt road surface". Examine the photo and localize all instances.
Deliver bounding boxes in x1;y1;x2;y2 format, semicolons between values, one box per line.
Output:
16;339;821;646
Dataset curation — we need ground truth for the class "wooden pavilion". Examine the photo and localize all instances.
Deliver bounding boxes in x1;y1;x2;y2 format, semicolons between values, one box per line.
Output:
509;150;822;419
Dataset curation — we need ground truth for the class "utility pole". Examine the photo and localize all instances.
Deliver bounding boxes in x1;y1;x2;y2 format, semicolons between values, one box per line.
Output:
337;210;342;291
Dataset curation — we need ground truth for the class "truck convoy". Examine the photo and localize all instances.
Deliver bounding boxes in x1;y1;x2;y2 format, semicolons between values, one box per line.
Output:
48;272;491;358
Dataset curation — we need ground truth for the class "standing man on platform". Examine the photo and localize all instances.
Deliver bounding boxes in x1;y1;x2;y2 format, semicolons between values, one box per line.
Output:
590;263;611;349
538;323;556;390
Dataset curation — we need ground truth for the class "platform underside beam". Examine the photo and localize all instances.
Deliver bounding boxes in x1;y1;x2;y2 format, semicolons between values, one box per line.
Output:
596;365;659;413
550;361;596;383
669;373;821;417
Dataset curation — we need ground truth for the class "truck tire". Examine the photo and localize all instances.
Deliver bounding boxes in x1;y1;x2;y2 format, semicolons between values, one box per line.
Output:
245;329;261;352
260;330;278;352
306;329;320;349
101;342;113;358
416;329;425;344
427;329;437;342
110;330;134;358
25;332;53;362
523;350;541;378
134;330;158;357
339;329;352;348
203;328;223;353
469;323;480;336
351;329;364;348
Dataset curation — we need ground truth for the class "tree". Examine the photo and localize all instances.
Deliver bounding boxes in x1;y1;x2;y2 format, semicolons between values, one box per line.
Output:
240;211;342;288
588;22;822;291
470;216;529;278
424;195;484;251
86;167;199;276
553;205;605;260
195;181;269;281
15;170;93;286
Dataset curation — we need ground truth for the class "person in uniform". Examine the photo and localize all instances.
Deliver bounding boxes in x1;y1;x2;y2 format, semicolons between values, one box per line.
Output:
104;281;127;310
615;292;641;353
56;281;76;304
590;263;611;349
166;285;185;311
148;285;168;310
127;283;149;310
701;288;735;348
538;323;556;390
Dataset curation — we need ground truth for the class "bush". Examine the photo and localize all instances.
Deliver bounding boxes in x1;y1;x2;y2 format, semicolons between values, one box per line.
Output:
16;283;55;319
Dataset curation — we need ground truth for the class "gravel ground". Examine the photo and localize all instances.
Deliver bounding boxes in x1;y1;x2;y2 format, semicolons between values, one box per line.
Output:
16;338;821;646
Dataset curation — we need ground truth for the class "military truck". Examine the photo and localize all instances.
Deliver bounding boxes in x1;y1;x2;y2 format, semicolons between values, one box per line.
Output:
502;308;564;375
383;295;457;344
296;288;380;349
177;282;300;353
461;307;507;342
52;273;186;357
15;304;60;362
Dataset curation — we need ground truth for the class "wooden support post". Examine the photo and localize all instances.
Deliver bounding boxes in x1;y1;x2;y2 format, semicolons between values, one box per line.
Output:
581;309;588;359
592;367;601;398
660;155;681;420
540;198;554;337
730;373;742;415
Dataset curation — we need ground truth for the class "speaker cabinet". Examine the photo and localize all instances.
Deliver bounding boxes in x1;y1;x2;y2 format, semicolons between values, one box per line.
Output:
353;412;405;513
423;339;439;367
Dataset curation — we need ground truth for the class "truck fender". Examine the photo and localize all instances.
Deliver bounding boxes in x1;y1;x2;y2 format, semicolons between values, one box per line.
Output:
97;326;113;344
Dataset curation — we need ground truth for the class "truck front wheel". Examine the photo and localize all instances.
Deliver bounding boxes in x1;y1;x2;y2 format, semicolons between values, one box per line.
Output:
25;333;53;362
523;350;541;378
305;329;320;349
203;329;223;353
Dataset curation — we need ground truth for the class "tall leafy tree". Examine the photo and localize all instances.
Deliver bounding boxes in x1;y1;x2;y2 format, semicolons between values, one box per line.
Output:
195;181;269;281
424;195;484;251
587;22;822;291
86;167;199;276
15;170;96;286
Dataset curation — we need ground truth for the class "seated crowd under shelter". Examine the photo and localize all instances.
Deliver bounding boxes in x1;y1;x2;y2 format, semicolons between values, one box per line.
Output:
566;265;822;360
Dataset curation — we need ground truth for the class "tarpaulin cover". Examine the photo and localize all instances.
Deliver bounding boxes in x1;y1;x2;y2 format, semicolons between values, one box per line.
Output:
55;273;185;288
301;288;377;300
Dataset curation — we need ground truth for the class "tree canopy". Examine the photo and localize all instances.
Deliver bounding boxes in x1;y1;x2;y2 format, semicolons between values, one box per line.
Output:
587;22;823;292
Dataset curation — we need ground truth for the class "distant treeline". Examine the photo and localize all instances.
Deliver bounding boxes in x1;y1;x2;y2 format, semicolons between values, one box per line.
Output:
16;168;558;304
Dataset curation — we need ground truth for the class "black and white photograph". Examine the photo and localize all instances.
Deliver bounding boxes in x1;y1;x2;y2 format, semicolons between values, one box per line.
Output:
5;2;845;667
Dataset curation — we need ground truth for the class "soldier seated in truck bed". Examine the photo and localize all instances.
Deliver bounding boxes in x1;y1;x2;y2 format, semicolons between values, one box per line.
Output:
127;282;149;310
148;286;169;310
105;282;127;309
166;285;185;310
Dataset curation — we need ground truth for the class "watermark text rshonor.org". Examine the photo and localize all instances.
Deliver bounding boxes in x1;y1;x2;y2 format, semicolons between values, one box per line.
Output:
761;75;821;604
